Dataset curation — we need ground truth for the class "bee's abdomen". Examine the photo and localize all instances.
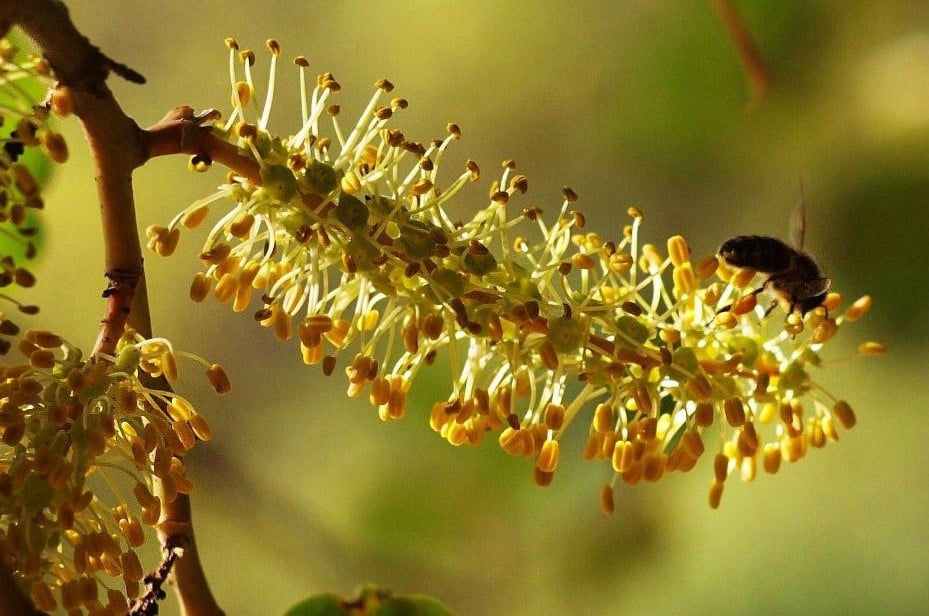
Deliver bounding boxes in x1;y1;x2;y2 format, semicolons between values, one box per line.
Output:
718;235;794;273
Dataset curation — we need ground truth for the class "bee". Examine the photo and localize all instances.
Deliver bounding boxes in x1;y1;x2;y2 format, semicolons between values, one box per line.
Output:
717;194;831;317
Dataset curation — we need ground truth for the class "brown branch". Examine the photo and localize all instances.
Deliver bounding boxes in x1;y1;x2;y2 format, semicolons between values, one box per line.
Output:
147;106;262;185
0;0;144;91
129;546;183;616
96;268;143;358
2;1;224;615
154;491;224;616
1;0;149;358
712;0;771;109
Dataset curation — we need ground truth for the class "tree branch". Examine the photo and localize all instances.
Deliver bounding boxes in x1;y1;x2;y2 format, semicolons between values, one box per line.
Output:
147;106;262;185
0;0;144;91
155;493;224;616
2;1;224;614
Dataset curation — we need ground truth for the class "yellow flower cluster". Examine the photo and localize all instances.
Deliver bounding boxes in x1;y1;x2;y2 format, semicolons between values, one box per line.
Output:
0;34;72;334
151;39;883;514
0;327;228;613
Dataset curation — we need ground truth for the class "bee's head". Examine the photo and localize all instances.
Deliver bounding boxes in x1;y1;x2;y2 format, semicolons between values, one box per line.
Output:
717;236;753;267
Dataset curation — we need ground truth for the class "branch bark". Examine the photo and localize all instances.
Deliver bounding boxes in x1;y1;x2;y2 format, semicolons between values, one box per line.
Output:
1;1;228;614
147;106;262;185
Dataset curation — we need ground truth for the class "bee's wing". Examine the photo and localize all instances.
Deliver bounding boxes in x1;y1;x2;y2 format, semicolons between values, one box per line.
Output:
804;276;831;296
789;182;806;249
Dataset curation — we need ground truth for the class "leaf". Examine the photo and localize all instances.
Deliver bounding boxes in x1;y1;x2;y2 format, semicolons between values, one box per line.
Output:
282;591;453;616
373;595;453;616
282;594;350;616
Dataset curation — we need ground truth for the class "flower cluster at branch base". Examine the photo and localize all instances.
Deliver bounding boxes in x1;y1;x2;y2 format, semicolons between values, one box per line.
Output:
150;39;884;512
0;326;229;614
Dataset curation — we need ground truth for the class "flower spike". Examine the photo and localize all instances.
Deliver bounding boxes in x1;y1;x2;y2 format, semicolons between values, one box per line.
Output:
152;40;881;514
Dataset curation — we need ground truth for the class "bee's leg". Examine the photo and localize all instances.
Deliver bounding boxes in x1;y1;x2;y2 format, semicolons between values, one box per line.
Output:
711;286;766;325
763;300;779;317
720;285;765;314
796;303;830;319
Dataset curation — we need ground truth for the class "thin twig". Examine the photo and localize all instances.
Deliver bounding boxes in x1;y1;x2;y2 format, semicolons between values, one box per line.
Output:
129;546;184;616
712;0;771;109
147;106;262;185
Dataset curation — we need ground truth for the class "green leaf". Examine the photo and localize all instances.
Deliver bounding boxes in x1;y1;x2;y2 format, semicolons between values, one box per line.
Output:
373;595;453;616
283;591;453;616
282;594;350;616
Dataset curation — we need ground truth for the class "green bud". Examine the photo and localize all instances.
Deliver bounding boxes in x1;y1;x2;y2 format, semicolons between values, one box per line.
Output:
727;335;759;367
395;221;438;260
672;346;700;375
368;195;401;221
303;159;338;195
261;164;298;202
22;473;54;512
279;209;316;239
430;268;466;297
504;275;542;307
779;361;809;394
547;316;585;354
345;235;381;271
334;194;369;231
463;249;497;276
115;344;141;374
662;346;699;382
615;315;650;349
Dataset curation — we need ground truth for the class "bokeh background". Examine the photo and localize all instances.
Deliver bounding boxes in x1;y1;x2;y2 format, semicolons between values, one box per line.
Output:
29;1;929;614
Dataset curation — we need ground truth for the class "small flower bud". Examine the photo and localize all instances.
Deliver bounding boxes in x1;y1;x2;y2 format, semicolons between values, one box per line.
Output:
535;439;560;473
844;295;872;321
41;131;69;163
207;363;231;393
858;341;887;357
667;235;690;266
832;400;856;429
599;484;615;516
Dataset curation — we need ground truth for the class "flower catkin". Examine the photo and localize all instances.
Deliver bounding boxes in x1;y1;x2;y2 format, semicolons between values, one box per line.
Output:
0;328;227;611
153;39;882;514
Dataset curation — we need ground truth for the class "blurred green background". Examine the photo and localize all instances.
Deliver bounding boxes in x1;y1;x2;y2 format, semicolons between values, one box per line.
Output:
31;1;929;614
